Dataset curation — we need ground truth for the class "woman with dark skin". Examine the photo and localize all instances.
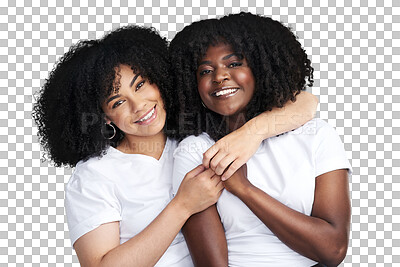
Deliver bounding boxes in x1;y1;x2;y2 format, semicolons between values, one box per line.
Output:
170;13;351;267
33;24;318;266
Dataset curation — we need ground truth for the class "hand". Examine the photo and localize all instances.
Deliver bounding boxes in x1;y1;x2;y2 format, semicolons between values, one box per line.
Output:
175;165;224;216
222;163;252;196
203;124;263;181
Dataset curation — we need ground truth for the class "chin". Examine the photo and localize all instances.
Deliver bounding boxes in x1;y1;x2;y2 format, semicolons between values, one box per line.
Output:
133;120;166;137
214;107;241;117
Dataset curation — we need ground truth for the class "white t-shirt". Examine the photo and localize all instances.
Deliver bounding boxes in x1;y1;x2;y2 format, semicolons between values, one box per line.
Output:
65;138;193;267
172;118;352;267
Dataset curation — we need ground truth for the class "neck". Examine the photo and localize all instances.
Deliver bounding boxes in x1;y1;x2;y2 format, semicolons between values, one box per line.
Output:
226;112;247;132
117;131;167;160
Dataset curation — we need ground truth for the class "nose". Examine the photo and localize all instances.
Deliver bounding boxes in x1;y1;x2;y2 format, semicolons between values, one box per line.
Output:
213;67;229;84
128;94;146;114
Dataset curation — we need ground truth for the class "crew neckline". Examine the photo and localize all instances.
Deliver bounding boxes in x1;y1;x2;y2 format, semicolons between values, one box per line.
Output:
108;138;170;163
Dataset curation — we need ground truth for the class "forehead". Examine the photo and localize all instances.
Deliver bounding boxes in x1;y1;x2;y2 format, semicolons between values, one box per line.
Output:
115;64;136;79
102;64;136;100
203;42;235;58
114;64;138;86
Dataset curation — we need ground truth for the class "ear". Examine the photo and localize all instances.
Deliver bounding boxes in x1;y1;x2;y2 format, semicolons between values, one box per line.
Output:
104;116;112;125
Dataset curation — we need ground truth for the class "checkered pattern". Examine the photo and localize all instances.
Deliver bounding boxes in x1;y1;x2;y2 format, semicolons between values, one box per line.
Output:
1;0;399;266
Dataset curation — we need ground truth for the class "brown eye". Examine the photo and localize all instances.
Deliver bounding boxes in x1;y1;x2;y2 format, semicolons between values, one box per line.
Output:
136;80;145;91
228;62;243;68
199;69;212;76
112;100;124;109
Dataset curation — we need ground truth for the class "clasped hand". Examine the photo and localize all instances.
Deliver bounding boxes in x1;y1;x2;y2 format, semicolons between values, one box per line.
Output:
202;125;263;181
222;163;252;196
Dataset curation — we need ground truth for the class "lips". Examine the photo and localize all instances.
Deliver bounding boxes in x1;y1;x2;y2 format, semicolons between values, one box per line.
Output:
135;105;157;125
211;87;240;97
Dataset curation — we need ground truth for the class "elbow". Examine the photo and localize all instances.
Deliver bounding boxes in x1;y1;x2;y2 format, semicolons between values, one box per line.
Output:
295;91;318;123
319;242;348;267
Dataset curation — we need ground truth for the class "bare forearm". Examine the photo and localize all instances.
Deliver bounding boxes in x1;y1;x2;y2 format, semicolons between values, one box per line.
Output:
182;205;228;267
243;91;318;140
235;185;348;266
100;199;189;267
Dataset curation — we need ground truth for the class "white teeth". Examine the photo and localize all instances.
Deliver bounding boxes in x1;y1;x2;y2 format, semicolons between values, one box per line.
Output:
138;107;155;122
215;88;238;97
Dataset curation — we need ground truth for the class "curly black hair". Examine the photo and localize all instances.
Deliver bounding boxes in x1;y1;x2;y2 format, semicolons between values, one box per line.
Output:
169;12;314;141
33;25;178;167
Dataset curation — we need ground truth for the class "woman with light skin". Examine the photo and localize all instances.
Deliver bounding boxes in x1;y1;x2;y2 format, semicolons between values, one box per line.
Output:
170;13;351;267
33;25;317;266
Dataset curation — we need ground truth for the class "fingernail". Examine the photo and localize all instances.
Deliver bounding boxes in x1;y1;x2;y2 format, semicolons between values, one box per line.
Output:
221;176;226;181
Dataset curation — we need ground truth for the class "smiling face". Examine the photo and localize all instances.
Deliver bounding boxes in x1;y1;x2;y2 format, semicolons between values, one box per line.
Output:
196;42;255;118
102;64;166;138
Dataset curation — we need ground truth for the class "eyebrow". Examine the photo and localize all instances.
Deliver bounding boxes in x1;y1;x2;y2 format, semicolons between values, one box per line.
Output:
198;53;243;66
106;73;141;104
223;53;242;60
106;94;121;104
129;73;140;87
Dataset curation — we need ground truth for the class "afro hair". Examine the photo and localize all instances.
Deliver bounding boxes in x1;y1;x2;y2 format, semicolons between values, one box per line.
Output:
33;25;178;167
169;12;314;140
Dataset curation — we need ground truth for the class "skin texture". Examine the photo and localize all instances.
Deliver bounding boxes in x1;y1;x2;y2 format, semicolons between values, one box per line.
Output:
66;63;317;266
223;166;350;266
202;90;318;181
182;205;228;266
197;43;318;180
182;43;319;267
182;43;350;267
32;25;179;167
73;65;225;267
38;25;318;266
74;165;224;267
102;65;167;156
196;43;255;125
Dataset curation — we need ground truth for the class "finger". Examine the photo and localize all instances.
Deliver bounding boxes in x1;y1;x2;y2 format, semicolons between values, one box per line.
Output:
214;155;237;176
221;160;242;181
215;179;225;192
210;174;221;181
186;165;205;178
210;174;222;185
200;168;216;179
203;145;219;168
209;150;228;172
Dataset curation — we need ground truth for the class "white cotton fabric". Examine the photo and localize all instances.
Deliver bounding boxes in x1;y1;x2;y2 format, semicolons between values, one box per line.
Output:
172;118;352;267
65;138;193;267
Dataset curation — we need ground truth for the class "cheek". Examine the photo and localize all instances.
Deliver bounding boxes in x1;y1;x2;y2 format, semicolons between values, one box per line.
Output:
113;110;131;128
238;71;255;87
197;79;210;99
147;85;165;106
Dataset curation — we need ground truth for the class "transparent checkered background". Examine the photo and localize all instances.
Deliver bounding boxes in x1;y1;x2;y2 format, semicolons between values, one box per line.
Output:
0;0;398;266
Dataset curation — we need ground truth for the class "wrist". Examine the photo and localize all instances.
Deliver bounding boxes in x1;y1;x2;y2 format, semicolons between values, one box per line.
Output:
243;117;268;141
234;182;257;200
169;195;192;221
226;179;255;199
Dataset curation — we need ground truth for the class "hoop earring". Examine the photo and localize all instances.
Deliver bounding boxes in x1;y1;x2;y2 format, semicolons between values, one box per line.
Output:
102;123;116;140
201;101;207;109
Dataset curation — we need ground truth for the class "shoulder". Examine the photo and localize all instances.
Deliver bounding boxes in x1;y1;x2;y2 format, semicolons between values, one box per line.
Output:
65;150;121;215
166;137;179;152
65;149;122;246
175;133;214;156
288;118;339;141
291;118;330;134
263;118;343;155
179;133;214;145
67;147;116;188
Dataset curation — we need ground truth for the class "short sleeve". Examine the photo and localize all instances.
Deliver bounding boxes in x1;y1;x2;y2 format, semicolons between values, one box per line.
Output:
172;135;213;195
65;167;122;246
314;121;352;177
